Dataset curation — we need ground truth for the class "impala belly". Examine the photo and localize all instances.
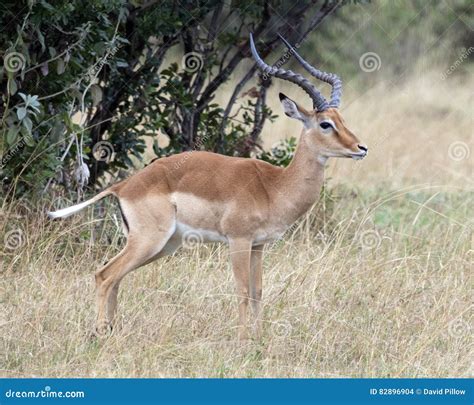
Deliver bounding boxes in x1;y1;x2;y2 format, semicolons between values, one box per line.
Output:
171;192;227;244
172;192;223;226
170;191;286;244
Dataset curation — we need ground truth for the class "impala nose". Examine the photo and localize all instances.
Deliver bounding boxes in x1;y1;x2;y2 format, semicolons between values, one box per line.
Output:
358;144;368;152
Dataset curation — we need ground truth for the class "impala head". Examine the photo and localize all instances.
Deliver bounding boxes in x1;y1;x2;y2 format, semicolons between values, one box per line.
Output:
250;33;368;162
278;93;367;160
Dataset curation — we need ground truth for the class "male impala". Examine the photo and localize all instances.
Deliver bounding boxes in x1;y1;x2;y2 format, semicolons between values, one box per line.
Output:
49;34;367;340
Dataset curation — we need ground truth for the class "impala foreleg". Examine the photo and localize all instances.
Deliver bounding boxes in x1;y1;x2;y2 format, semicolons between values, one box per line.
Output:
229;238;252;342
250;244;264;338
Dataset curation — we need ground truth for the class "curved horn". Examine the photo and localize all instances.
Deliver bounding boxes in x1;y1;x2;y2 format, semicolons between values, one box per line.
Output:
250;33;329;111
278;34;342;108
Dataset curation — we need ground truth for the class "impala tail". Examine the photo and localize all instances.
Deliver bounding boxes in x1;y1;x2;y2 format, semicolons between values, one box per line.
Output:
48;189;113;219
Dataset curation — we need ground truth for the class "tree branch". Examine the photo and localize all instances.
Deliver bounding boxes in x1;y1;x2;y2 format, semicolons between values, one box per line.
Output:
196;0;270;111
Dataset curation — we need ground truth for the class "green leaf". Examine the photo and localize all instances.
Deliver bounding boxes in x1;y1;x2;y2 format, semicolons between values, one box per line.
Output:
40;62;49;76
70;123;82;133
116;61;129;68
40;0;55;11
153;139;160;156
20;126;31;141
17;107;27;120
24;131;35;147
51;121;65;142
56;58;65;75
29;100;41;114
22;116;33;133
93;42;106;54
36;28;46;52
90;84;103;107
6;126;20;145
8;79;18;95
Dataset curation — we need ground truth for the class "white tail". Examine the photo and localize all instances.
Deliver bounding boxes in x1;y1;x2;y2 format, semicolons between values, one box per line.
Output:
48;190;112;219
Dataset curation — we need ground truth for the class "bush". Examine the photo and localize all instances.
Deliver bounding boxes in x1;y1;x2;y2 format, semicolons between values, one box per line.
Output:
0;0;353;198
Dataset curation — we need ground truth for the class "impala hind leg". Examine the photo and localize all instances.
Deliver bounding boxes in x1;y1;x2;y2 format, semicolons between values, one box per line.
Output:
229;238;252;341
94;235;169;335
94;203;175;335
105;230;182;324
250;244;264;338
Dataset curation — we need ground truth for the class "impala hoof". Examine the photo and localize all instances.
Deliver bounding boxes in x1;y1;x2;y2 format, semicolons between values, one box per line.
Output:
94;321;113;337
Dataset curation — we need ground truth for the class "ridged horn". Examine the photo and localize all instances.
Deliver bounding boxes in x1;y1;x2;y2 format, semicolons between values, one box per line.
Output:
250;33;329;111
278;34;342;108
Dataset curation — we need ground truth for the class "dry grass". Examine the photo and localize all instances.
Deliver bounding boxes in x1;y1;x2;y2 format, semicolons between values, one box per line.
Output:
1;72;473;378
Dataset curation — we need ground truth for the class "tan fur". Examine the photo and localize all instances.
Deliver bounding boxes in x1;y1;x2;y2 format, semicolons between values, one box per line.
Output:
50;97;366;340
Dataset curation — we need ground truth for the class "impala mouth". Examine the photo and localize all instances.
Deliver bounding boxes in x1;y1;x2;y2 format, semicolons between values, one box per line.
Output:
349;152;367;160
321;151;368;160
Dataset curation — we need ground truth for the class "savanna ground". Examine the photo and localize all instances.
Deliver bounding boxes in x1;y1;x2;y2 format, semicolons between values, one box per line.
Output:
1;69;472;377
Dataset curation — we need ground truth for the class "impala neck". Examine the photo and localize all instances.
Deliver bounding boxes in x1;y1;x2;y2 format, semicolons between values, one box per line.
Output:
275;133;325;220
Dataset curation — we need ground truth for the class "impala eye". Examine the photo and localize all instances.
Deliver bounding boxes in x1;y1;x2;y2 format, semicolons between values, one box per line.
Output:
320;121;333;130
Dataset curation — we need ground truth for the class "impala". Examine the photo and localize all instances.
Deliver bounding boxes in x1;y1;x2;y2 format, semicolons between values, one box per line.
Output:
49;34;367;340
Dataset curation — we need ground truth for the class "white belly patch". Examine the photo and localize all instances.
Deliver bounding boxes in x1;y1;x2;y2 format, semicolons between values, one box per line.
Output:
173;222;286;247
175;221;228;245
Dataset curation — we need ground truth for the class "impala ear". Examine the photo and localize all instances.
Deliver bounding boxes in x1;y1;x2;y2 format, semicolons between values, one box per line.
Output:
279;93;311;127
